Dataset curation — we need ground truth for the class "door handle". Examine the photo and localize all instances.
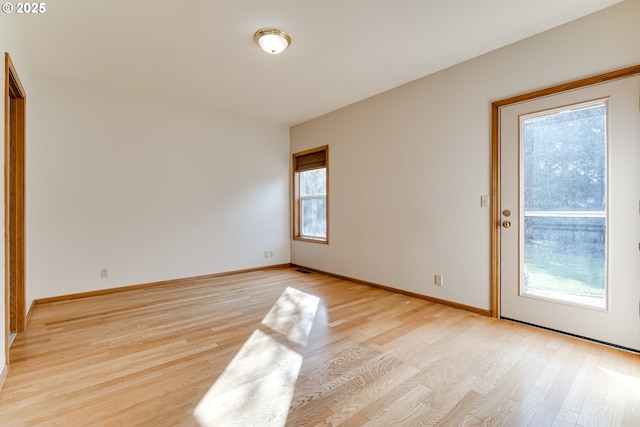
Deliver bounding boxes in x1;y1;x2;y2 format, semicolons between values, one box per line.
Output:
502;220;512;229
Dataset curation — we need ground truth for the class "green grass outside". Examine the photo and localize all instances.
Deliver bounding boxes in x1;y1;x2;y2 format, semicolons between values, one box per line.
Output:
523;243;605;297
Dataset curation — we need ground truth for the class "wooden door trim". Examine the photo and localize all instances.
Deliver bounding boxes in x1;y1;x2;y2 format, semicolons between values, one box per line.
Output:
4;52;26;366
490;64;640;318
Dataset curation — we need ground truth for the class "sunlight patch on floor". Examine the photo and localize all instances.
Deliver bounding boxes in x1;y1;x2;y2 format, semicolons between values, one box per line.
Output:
194;287;320;426
600;367;640;394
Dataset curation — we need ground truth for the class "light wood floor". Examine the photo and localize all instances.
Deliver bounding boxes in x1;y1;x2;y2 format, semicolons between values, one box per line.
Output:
1;267;638;426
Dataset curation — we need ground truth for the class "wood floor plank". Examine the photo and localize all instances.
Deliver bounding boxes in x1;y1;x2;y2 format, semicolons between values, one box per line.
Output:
0;266;638;426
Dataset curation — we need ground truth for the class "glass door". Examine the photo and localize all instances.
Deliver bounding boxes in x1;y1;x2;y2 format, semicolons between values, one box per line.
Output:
500;75;640;351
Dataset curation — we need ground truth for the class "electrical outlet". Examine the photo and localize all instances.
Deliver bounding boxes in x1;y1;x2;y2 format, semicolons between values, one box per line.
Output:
434;274;443;286
101;268;108;279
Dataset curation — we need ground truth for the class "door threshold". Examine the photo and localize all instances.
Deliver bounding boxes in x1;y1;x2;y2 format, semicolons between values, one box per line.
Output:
501;317;639;354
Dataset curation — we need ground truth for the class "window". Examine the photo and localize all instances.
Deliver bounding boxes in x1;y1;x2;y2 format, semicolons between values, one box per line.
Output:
293;146;328;243
521;100;607;308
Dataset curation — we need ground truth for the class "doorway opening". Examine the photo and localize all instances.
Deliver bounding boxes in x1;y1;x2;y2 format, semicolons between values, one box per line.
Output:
4;53;26;363
490;64;640;317
491;65;640;351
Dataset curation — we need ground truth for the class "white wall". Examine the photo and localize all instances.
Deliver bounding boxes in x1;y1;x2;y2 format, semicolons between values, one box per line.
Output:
27;75;291;302
290;0;640;311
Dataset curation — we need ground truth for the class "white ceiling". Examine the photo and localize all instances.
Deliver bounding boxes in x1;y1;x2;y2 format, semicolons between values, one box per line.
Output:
18;0;622;126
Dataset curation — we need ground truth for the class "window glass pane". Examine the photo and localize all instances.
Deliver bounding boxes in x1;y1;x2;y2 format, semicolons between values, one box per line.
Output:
300;169;326;196
523;215;605;307
521;102;606;308
523;105;606;212
301;198;326;238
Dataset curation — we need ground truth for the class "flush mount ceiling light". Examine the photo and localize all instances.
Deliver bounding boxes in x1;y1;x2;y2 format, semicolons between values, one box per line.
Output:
254;28;292;54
